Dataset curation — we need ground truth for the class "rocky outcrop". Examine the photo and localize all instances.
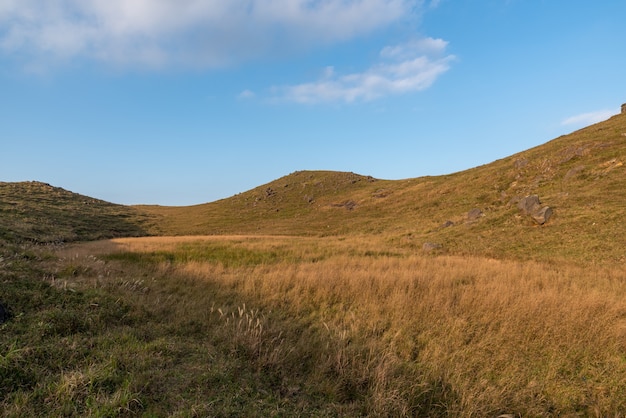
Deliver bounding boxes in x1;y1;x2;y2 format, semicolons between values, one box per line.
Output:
517;195;553;225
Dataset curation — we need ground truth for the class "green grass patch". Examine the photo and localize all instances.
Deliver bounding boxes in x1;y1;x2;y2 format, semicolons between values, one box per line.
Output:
105;242;290;267
103;240;337;268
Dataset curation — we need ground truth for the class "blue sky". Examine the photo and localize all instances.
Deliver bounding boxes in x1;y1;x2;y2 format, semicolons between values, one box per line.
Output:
1;0;624;206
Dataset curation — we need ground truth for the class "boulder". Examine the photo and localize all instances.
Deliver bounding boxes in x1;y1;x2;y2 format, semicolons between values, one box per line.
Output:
532;206;553;225
517;195;541;214
467;208;483;221
517;195;553;225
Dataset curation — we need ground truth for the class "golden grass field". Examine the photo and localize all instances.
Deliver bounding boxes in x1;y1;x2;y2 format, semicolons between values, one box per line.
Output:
44;234;626;416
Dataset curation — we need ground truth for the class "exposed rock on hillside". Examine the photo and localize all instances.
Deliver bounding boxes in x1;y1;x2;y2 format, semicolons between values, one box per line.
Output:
422;242;443;252
467;208;483;221
517;195;553;225
332;200;357;210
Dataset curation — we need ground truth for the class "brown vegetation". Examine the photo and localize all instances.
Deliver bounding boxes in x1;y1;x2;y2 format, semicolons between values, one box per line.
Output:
139;113;626;265
39;235;626;416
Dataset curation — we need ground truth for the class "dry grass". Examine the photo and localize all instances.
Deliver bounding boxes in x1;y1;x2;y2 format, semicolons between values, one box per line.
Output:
0;181;152;243
52;235;626;416
138;113;626;265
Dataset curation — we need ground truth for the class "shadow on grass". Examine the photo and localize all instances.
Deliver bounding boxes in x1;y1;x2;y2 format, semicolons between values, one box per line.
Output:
0;239;460;417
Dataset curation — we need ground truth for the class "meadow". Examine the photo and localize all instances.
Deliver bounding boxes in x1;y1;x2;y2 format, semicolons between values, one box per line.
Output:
3;235;625;416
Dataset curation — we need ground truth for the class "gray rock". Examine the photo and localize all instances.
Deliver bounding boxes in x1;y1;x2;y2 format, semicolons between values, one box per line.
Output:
532;206;553;225
422;242;443;252
517;195;541;214
517;195;553;225
467;208;483;221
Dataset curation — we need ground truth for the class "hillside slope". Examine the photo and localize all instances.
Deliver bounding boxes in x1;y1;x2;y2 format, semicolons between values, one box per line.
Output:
142;112;626;263
0;181;154;243
2;113;624;262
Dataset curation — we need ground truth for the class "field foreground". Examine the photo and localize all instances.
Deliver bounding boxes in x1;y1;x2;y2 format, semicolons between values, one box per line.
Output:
2;235;626;416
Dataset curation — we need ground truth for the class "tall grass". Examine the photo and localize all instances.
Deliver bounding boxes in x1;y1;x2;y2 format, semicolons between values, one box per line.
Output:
175;245;626;416
4;235;626;416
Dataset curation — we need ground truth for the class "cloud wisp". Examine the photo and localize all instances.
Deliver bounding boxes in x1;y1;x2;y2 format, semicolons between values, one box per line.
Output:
273;37;455;103
561;109;617;127
0;0;417;70
237;89;256;100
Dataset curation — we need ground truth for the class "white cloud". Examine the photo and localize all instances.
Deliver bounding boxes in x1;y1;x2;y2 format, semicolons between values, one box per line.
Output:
380;37;447;59
274;37;455;103
238;89;256;99
0;0;418;69
561;109;617;127
428;0;442;8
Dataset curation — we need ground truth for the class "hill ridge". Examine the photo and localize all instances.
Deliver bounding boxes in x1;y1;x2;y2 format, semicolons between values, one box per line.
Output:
3;112;625;263
141;113;626;263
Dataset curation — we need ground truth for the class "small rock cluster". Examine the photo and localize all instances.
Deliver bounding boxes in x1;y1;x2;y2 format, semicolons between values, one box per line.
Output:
517;195;553;225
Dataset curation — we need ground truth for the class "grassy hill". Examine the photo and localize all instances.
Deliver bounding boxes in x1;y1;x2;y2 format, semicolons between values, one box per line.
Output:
141;112;626;264
2;112;626;416
0;181;154;243
1;112;624;263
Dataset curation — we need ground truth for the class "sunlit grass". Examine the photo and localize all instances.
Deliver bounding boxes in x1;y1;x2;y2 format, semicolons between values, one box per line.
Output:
4;235;624;416
138;114;626;265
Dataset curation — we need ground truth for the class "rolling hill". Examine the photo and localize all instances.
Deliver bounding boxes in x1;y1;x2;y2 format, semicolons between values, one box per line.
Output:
140;111;626;264
2;111;625;263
